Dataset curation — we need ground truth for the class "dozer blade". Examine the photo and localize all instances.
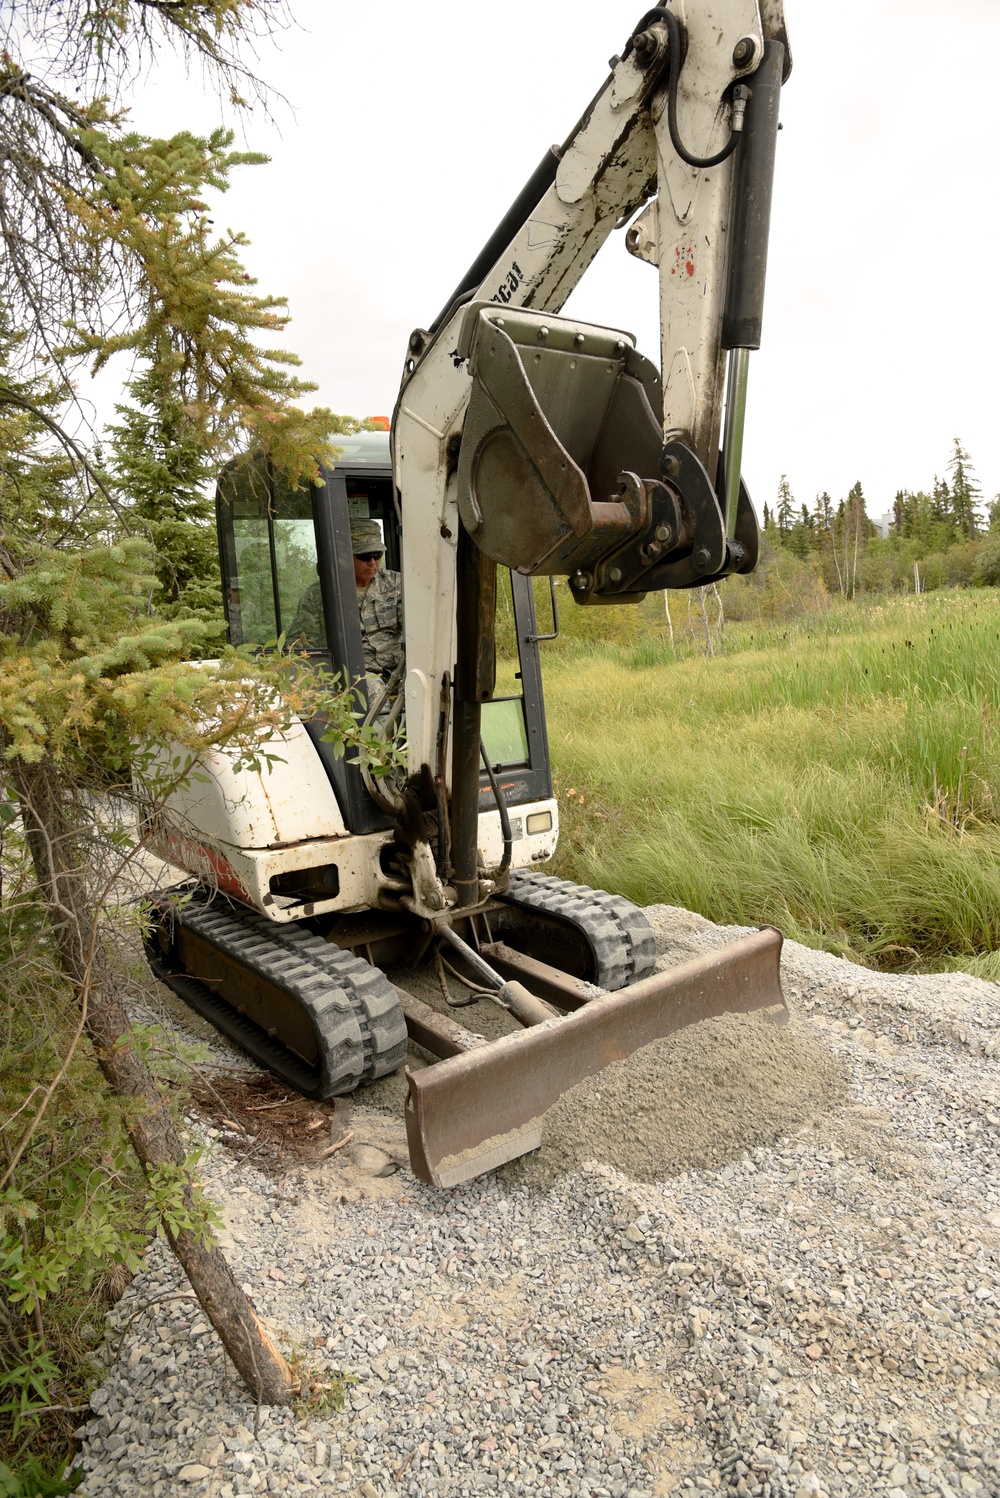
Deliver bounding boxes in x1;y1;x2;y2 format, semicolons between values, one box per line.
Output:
405;926;785;1188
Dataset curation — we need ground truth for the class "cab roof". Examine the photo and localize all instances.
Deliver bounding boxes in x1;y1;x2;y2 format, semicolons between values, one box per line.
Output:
326;430;391;469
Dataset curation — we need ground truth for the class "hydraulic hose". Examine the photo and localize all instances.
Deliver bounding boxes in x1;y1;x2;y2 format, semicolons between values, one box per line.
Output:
627;5;745;171
480;739;513;876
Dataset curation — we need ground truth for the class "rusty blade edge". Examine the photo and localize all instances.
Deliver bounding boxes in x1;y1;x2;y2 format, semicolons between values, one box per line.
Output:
405;925;786;1187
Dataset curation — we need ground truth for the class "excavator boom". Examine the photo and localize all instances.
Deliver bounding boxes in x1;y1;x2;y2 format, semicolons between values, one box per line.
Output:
397;0;788;790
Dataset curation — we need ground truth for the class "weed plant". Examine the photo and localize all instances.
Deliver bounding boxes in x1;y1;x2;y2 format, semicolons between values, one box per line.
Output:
540;590;1000;975
0;865;150;1485
0;823;216;1485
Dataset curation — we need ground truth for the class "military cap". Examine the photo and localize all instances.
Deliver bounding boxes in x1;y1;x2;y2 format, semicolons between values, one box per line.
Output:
350;519;386;555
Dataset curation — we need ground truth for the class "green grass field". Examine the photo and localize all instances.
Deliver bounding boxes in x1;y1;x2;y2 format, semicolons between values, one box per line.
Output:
538;590;1000;977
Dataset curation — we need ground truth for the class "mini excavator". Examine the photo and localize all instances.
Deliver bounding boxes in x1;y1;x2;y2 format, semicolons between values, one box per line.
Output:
145;0;792;1186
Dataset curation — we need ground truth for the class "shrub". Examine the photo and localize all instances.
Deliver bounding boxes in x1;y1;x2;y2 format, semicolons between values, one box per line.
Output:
974;536;1000;587
721;535;829;622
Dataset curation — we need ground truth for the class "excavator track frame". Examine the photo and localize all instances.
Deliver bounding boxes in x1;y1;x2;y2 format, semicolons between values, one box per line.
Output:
146;891;408;1097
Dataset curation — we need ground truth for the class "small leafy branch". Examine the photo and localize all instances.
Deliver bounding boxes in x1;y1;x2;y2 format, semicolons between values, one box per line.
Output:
144;1158;222;1252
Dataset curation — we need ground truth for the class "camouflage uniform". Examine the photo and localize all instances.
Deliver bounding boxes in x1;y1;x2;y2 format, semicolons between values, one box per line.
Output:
357;566;404;679
286;568;403;679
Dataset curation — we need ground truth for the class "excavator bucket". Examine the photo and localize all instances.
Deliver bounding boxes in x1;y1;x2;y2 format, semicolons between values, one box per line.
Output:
404;925;786;1187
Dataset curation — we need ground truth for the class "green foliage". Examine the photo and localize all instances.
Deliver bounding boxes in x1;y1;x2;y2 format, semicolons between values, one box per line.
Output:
0;1178;144;1317
0;1339;64;1442
721;532;828;623
104;356;224;630
65;124;340;487
290;1354;355;1418
0;1454;81;1495
762;441;994;602
0;3;296;403
0;333;89;545
0;894;149;1463
544;591;1000;971
495;574;648;670
1;1;351;650
0;3;382;1471
0;396;391;1476
948;437;981;540
974;535;1000;587
775;473;795;538
0;534;393;792
145;1159;222;1250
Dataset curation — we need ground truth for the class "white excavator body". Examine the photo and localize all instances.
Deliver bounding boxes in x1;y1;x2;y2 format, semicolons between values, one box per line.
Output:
146;0;792;1186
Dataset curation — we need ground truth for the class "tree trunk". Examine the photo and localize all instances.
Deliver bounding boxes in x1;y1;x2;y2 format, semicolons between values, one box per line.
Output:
697;587;714;656
852;511;861;597
832;529;845;596
11;756;294;1406
710;582;724;638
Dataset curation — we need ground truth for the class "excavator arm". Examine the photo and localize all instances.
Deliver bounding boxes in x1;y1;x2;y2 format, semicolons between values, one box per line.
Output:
394;0;789;905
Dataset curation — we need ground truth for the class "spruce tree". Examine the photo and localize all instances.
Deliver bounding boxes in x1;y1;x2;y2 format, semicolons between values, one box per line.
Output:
948;437;982;540
775;474;795;539
785;503;814;559
838;481;870;597
0;0;360;1420
810;491;840;593
813;491;833;535
892;489;909;538
931;475;953;532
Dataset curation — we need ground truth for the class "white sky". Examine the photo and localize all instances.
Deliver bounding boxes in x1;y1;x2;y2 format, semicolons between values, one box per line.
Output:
117;0;1000;523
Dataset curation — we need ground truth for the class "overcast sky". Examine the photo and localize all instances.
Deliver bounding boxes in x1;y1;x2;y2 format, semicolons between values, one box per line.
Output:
121;0;1000;524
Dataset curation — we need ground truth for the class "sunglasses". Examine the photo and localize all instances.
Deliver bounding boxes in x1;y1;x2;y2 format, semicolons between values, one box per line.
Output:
355;551;383;563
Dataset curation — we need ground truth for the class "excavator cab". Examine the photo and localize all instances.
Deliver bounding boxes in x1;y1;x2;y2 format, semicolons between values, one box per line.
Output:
217;436;398;663
215;433;555;838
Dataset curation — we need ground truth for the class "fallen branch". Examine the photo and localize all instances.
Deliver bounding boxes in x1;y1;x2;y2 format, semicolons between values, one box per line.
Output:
320;1130;355;1159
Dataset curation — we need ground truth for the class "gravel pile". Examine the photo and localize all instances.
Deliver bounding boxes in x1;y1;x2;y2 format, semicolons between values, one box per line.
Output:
76;905;1000;1498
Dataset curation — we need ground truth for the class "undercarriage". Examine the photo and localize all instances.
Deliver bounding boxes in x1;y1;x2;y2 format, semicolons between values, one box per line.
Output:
146;872;785;1186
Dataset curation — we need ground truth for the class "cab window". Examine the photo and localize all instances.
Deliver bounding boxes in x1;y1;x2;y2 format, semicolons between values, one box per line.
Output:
271;471;323;647
482;570;531;768
217;457;324;648
217;457;277;647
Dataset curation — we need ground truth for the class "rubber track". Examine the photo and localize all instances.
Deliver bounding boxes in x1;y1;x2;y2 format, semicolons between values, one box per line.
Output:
150;893;407;1098
501;871;657;992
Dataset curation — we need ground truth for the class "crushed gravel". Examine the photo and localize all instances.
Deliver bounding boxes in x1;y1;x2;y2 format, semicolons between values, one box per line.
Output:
502;1008;847;1190
76;904;1000;1498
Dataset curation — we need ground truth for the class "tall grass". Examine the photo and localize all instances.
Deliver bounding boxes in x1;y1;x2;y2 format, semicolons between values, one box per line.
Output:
539;591;1000;974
